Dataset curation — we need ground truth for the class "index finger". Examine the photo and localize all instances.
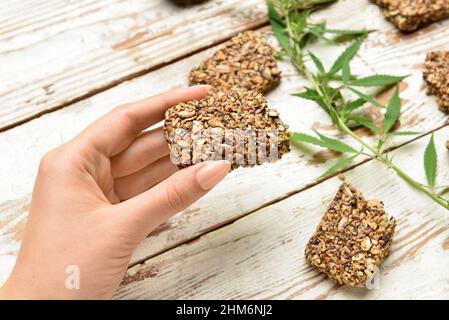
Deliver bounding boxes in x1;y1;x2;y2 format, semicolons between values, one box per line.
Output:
77;85;210;156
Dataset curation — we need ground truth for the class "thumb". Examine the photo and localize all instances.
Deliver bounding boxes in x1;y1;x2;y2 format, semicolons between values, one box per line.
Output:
115;160;230;238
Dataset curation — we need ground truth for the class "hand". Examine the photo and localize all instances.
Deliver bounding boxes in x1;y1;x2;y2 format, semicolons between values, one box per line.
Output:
0;86;230;299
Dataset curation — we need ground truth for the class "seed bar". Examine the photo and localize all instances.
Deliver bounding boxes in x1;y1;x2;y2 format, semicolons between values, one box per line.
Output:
189;31;281;93
164;87;291;170
305;183;396;287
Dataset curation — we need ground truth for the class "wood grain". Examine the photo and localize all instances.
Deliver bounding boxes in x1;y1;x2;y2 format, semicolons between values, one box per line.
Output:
116;126;449;299
0;0;268;131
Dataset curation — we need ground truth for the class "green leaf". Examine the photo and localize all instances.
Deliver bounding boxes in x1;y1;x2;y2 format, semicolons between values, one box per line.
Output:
290;0;337;10
267;0;283;24
324;28;373;43
292;131;357;154
314;131;358;153
309;26;338;45
324;28;373;35
293;88;329;113
268;1;291;53
424;134;437;188
348;86;385;108
308;51;325;74
383;86;401;133
342;59;351;82
389;131;421;136
293;87;321;101
348;75;407;87
328;36;365;75
343;98;366;113
350;116;381;134
291;132;328;148
320;152;360;178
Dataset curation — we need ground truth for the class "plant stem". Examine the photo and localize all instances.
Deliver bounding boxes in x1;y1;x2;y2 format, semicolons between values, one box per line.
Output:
336;118;449;210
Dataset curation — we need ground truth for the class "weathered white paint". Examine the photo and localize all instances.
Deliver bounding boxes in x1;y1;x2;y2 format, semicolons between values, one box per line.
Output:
0;0;268;130
0;0;448;298
116;126;449;299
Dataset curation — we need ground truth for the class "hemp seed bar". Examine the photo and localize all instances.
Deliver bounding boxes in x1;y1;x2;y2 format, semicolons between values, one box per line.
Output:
374;0;449;32
164;87;291;170
305;183;396;287
423;51;449;112
189;31;281;93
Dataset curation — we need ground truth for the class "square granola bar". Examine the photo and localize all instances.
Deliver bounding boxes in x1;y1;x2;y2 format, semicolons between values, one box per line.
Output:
189;31;281;93
305;183;396;287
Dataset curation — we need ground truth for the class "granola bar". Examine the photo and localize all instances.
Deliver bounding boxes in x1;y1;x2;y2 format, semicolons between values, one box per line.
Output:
164;87;291;170
189;31;281;93
374;0;449;32
305;183;396;287
423;51;449;112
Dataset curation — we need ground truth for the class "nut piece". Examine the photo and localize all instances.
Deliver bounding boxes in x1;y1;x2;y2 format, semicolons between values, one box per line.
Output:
423;51;449;113
305;183;396;287
374;0;449;32
164;88;291;170
189;31;281;93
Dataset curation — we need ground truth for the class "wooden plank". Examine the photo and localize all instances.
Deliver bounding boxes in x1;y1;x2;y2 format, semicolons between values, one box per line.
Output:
0;0;448;287
116;126;449;300
0;0;268;131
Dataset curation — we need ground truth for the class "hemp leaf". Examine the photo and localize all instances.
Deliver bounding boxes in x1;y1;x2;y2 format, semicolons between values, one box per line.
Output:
424;134;437;188
271;0;449;210
328;36;365;76
389;131;421;136
347;86;385;108
268;1;291;53
320;152;360;178
348;75;407;87
383;85;401;134
308;51;325;74
349;115;381;135
292;132;357;154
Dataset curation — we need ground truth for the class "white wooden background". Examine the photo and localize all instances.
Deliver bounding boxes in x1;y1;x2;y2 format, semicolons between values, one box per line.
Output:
1;0;449;299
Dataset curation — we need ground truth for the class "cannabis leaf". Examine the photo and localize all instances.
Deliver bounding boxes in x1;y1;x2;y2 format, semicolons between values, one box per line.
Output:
268;0;291;53
290;0;337;10
342;98;366;114
342;59;351;83
320;152;360;178
293;88;329;113
314;131;358;153
348;86;385;108
348;75;406;87
383;86;401;134
424;134;437;188
350;115;381;134
292;132;357;153
389;131;421;136
328;36;364;76
325;28;373;43
271;0;449;210
308;51;325;74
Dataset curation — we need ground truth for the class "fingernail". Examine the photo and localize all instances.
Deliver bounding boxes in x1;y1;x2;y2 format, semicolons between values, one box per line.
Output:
191;84;211;90
196;160;231;190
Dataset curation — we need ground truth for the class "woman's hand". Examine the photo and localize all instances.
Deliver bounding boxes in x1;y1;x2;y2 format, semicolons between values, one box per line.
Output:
0;86;230;299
